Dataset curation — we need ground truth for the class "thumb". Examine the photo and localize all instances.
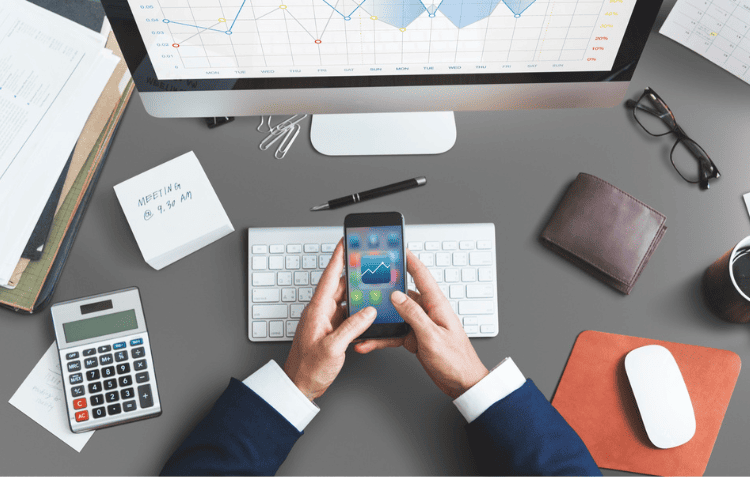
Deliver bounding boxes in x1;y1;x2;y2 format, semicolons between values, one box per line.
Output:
330;306;378;348
390;290;435;335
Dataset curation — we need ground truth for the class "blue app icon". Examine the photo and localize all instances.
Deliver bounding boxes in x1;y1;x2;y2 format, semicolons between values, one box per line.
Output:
349;235;360;248
361;255;391;284
368;234;379;248
387;233;399;247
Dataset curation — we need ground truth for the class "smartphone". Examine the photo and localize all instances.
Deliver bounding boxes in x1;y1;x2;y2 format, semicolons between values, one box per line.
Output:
344;212;410;339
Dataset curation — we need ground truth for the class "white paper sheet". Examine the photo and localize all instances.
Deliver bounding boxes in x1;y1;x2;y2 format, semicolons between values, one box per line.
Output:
9;342;95;452
660;0;750;85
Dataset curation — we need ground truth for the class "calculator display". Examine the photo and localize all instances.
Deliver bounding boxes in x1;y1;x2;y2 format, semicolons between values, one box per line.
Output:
63;310;138;343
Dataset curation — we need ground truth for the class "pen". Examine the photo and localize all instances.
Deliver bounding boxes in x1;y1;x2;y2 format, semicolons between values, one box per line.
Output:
311;176;427;211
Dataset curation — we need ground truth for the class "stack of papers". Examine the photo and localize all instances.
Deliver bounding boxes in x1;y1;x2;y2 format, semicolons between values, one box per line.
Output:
0;0;119;287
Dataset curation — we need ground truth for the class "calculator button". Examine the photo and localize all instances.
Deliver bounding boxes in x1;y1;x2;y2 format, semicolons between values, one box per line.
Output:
115;350;128;362
123;400;137;412
121;388;135;400
106;391;119;403
113;342;126;350
92;407;106;419
75;410;89;422
132;347;145;359
134;359;147;371
67;361;81;372
88;382;102;393
135;372;149;383
130;338;143;346
69;373;83;385
119;375;133;387
117;363;131;374
86;370;100;381
91;394;104;406
73;398;87;410
83;348;96;356
107;404;122;415
100;354;113;365
138;384;154;408
66;352;79;360
71;386;84;397
98;345;111;353
102;366;115;378
84;357;98;369
104;379;118;390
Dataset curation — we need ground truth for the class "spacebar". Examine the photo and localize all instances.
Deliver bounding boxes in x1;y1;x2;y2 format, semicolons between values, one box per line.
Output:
253;305;288;319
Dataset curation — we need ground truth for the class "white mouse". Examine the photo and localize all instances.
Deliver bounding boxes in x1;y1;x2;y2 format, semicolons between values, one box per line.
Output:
624;345;696;449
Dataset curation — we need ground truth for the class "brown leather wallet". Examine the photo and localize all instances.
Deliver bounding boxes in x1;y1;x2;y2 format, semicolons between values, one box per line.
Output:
540;173;667;294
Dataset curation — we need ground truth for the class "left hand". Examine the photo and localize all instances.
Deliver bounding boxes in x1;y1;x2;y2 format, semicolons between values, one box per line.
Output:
284;239;378;401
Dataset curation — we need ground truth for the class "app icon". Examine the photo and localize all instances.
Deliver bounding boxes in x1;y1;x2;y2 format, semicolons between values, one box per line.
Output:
349;235;360;248
368;234;379;248
369;290;383;305
361;254;391;284
388;250;399;262
387;233;399;247
349;252;361;268
349;271;361;287
350;290;364;306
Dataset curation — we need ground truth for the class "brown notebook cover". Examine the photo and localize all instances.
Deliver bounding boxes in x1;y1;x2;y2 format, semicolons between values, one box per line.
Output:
540;173;667;294
552;330;741;476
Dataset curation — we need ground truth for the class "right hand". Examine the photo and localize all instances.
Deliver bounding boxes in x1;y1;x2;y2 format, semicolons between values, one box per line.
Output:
354;250;489;399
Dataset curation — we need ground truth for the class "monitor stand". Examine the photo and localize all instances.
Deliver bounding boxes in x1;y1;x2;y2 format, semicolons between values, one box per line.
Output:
310;111;456;156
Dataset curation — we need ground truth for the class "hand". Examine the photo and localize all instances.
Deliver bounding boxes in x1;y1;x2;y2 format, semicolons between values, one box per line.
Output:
354;249;489;399
284;239;378;401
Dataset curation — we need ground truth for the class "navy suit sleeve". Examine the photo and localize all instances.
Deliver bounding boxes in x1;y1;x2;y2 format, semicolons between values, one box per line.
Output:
466;379;601;476
161;378;302;476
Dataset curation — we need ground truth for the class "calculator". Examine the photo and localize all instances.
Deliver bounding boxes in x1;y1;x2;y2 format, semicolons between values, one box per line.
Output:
51;287;162;433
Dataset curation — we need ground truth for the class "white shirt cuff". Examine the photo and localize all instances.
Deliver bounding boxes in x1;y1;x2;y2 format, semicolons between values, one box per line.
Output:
242;360;320;432
453;357;526;423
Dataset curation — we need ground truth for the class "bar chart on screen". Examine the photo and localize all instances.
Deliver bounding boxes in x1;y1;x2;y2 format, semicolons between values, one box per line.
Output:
128;0;636;79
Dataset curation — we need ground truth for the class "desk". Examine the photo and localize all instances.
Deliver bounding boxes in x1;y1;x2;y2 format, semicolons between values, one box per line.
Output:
1;1;749;473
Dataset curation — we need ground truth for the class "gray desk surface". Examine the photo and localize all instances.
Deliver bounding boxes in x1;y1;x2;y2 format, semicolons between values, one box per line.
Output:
2;1;750;474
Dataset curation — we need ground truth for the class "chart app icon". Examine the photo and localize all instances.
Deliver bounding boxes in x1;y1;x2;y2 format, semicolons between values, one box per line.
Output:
361;255;391;285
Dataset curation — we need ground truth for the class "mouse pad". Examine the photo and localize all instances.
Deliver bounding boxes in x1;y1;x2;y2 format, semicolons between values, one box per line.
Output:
551;330;741;476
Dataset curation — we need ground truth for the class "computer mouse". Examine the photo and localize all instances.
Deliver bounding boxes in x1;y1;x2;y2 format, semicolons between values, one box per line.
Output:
624;345;696;449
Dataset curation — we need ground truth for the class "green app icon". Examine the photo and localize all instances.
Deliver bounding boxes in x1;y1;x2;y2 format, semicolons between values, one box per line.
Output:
349;271;361;287
369;290;383;305
350;290;364;306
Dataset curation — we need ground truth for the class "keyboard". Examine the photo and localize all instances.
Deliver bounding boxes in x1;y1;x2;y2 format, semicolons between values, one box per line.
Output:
248;224;499;342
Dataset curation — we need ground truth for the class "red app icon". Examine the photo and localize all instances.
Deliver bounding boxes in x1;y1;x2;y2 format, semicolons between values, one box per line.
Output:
349;252;361;268
73;398;87;410
75;410;89;422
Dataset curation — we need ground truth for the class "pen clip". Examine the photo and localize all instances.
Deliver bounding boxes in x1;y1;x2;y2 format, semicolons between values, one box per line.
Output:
275;124;301;160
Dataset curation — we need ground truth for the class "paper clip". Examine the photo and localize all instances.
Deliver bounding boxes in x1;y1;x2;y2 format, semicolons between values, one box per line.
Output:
257;115;273;133
275;124;301;160
272;114;308;132
259;126;288;151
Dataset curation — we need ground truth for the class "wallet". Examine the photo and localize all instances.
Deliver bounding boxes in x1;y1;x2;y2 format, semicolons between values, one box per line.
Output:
540;173;667;294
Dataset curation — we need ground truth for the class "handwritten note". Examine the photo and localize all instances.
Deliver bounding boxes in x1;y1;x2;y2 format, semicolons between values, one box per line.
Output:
9;342;94;452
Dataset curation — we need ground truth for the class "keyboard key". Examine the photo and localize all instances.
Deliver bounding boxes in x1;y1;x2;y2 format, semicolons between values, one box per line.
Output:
430;269;444;282
460;241;475;250
92;407;106;419
83;348;96;356
67;361;81;372
252;321;267;338
469;252;492;266
252;256;267;270
100;354;113;365
123;400;137;412
136;372;150;383
253;288;281;303
121;388;135;400
436;253;451;267
119;375;133;387
253;305;287;319
86;369;100;381
462;269;477;282
311;271;323;285
89;382;102;393
294;271;309;285
66;352;79;360
449;285;465;299
253;272;275;286
319;254;332;269
286;321;299;337
467;284;494;298
98;345;111;353
287;244;302;253
478;268;493;282
407;242;423;251
304;244;319;253
459;300;494;315
463;316;478;326
282;288;296;302
321;243;336;252
105;379;118;390
117;363;131;374
69;373;83;385
419;253;434;267
277;272;292;286
286;256;300;269
426;242;440;251
138;384;155;408
113;342;126;350
481;325;497;334
269;321;284;337
477;240;493;250
91;394;104;406
130;338;143;346
269;256;284;270
453;252;468;266
252;245;268;254
439;284;449;297
107;403;122;415
73;398;87;410
299;288;313;302
115;350;128;362
132;347;145;359
290;304;305;318
445;269;460;283
84;357;98;368
442;241;458;250
71;386;85;397
133;360;147;371
464;325;479;334
106;391;119;402
303;256;317;269
75;410;89;422
270;244;285;254
102;366;115;378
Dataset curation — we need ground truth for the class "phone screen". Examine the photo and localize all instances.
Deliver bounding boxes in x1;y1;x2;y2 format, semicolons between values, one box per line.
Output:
345;225;406;324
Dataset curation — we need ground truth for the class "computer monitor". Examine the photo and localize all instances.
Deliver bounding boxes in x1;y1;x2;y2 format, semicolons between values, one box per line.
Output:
102;0;663;155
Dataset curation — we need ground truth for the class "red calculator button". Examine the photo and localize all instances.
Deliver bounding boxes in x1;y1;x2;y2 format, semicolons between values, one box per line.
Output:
75;410;89;422
73;398;87;410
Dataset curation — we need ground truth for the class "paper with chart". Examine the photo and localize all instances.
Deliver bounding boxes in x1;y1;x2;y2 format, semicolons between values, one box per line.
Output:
9;342;95;452
128;0;637;79
661;0;750;85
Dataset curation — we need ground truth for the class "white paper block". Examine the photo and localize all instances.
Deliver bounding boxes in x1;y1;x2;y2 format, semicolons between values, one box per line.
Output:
114;151;234;270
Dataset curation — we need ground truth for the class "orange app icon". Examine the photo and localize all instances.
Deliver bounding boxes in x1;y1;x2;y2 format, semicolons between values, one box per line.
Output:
349;252;361;268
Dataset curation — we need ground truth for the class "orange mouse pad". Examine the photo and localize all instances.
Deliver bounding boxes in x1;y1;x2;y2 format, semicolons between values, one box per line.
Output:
551;330;741;476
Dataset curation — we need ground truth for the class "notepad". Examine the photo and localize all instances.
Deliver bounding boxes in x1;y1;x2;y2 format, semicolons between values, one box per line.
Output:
114;151;234;270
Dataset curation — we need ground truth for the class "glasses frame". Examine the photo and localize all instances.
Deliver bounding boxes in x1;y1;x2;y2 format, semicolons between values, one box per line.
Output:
626;87;720;190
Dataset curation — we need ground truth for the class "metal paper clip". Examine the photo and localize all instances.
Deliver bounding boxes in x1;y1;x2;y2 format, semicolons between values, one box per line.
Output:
275;124;301;160
257;115;273;133
272;114;308;132
259;126;288;151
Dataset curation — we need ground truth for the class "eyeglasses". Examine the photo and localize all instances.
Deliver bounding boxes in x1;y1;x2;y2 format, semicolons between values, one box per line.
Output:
626;87;719;190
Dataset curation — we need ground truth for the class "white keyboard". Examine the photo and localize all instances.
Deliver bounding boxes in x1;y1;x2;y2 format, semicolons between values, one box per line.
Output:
248;224;499;342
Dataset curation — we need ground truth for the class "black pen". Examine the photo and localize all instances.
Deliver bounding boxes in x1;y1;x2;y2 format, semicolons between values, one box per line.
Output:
311;176;427;211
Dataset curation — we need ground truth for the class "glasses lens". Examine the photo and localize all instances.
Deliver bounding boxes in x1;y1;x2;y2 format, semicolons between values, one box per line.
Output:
671;138;711;183
633;92;676;136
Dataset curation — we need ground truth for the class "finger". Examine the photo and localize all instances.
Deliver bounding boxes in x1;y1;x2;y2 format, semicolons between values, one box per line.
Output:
329;306;378;349
354;337;405;354
407;289;423;307
390;290;437;335
403;331;418;354
406;249;448;302
330;301;347;329
311;239;344;303
333;275;346;303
